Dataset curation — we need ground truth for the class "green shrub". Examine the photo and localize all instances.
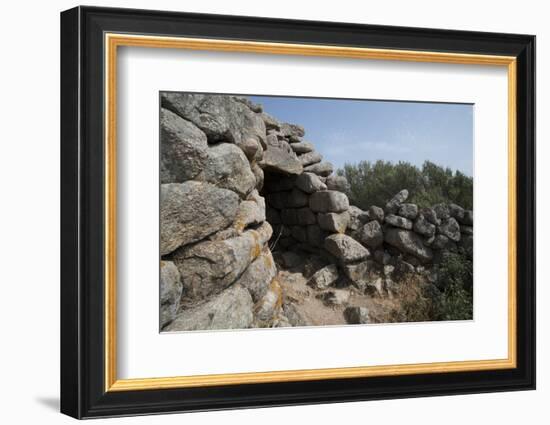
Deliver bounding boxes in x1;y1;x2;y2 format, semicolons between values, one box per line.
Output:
434;250;473;320
337;160;473;210
390;250;473;323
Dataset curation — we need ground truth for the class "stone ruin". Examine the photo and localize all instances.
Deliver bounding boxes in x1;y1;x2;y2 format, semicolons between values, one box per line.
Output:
159;93;473;331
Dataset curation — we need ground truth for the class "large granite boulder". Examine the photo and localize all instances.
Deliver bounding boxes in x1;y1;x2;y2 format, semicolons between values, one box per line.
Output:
348;206;370;232
165;285;254;332
421;207;441;226
160;182;239;255
368;205;385;223
325;175;349;192
299;151;323;166
160;261;183;327
291;142;314;154
161;92;266;147
438;217;461;242
280;122;305;138
233;190;266;232
202;143;256;197
317;211;350;233
235;249;277;302
254;280;283;325
449;203;465;222
304;161;334;177
398;203;419;220
171;222;272;303
160;108;208;183
295;172;327;193
385;189;409;214
260;143;303;175
324;234;370;263
413;214;436;237
433;203;451;221
385;214;413;230
384;228;433;263
309;191;349;213
359;220;384;248
342;261;370;288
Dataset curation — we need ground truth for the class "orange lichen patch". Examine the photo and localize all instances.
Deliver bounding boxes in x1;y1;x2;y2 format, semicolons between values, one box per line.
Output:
262;248;274;269
269;278;284;311
232;219;246;233
248;230;262;259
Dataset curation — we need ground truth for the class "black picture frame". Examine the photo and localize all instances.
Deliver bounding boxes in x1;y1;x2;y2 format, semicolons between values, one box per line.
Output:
60;5;536;419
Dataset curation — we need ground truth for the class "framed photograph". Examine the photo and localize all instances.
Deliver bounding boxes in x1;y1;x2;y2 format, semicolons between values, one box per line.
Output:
60;6;535;419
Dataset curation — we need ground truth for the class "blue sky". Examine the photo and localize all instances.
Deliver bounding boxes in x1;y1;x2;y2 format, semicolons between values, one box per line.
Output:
249;95;473;176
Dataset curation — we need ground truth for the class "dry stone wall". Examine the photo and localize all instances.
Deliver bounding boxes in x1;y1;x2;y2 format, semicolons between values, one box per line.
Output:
159;93;473;331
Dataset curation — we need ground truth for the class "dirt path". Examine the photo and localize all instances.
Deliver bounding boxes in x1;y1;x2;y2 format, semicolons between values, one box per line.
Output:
276;267;396;327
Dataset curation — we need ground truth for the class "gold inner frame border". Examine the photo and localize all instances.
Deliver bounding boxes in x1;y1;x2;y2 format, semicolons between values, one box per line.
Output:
104;33;517;392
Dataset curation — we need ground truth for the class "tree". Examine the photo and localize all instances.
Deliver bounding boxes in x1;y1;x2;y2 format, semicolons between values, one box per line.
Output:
337;160;473;210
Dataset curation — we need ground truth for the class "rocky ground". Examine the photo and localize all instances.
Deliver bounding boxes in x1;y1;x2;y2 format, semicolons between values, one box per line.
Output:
159;93;473;332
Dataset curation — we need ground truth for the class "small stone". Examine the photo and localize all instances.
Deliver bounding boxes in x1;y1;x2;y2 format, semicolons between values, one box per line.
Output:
304;161;334;177
421;207;441;226
280;122;305;138
261;112;281;131
309;190;349;213
324;234;370;263
239;137;261;161
433;203;450;221
432;234;450;250
343;261;369;287
368;205;385;223
438;217;461;242
449;203;465;221
385;214;413;230
413;214;436;237
317;211;350;233
348;206;370;231
398;203;419;219
385;189;409;214
384;228;433;263
344;306;370;324
325;175;350;192
295;172;327;193
299;151;323;166
374;250;391;265
359;220;384;248
310;264;339;289
290;141;314;154
160;261;183;327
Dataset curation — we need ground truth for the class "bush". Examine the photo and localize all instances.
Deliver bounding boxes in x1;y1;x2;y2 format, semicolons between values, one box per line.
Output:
434;249;473;320
389;250;473;323
337;160;473;210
